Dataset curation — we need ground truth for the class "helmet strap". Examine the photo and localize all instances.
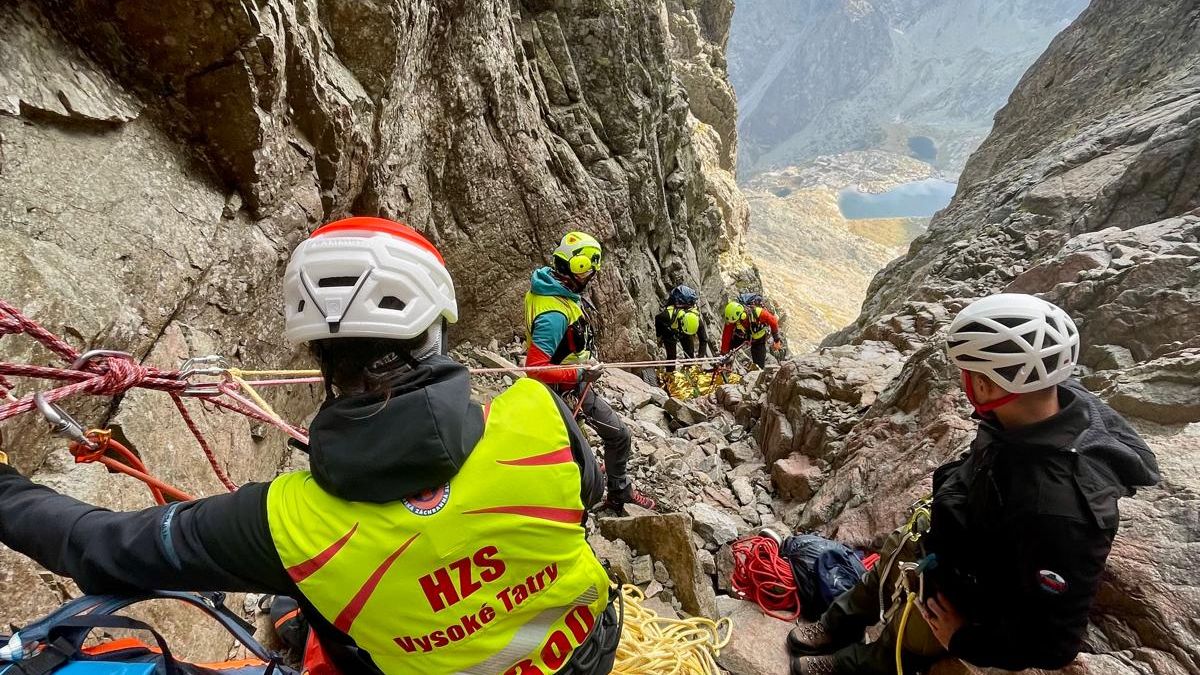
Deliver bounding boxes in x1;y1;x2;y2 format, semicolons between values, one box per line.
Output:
961;370;1020;415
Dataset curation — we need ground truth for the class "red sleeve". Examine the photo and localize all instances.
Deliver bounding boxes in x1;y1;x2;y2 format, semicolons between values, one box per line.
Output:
525;344;580;386
760;309;780;337
720;323;733;353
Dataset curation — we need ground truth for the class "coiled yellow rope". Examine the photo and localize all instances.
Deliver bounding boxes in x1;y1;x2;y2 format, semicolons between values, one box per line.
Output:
613;585;733;675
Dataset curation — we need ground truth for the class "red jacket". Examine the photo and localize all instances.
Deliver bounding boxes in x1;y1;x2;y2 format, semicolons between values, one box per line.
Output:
721;307;780;353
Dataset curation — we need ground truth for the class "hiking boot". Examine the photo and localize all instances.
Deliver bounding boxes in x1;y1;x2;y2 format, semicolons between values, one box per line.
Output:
790;654;836;675
787;623;835;655
605;485;656;512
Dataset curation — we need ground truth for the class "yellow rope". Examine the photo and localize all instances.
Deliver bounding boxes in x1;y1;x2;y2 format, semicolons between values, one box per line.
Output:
613;585;732;675
228;374;283;420
895;593;916;675
226;368;322;379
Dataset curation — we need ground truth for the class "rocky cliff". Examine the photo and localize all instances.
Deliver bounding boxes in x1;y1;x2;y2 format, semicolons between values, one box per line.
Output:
0;0;749;656
729;0;1087;176
754;0;1200;672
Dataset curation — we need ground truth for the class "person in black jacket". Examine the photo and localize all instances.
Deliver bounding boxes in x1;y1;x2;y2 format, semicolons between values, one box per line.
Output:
788;293;1160;674
0;217;620;675
654;285;709;372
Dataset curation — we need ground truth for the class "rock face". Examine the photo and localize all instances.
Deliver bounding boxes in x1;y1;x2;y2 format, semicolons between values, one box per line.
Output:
0;0;751;654
728;0;1088;175
756;1;1200;672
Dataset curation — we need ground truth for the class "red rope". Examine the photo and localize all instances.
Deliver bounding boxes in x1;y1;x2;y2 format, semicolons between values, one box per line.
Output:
170;393;237;492
0;300;315;498
731;535;801;621
68;432;194;504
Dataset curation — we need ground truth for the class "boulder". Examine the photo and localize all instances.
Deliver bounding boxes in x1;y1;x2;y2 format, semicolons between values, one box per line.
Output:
666;397;709;426
599;512;718;617
689;502;745;547
771;455;825;503
714;595;793;675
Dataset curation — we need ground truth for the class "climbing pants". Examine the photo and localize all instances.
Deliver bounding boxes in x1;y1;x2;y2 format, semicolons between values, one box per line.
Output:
729;335;767;368
563;384;633;492
820;528;947;674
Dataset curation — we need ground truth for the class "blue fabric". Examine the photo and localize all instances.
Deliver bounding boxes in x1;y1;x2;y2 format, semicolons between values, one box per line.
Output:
780;534;867;620
529;267;578;356
54;664;156;675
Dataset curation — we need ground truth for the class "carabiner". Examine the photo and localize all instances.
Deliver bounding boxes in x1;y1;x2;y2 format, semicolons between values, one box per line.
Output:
33;394;96;449
179;355;231;378
69;349;134;372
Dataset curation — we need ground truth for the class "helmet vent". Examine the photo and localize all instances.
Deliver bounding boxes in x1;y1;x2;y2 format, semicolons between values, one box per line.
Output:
995;364;1023;382
958;321;992;334
1021;331;1038;346
297;300;305;313
318;276;360;288
1042;355;1059;374
994;317;1028;328
956;354;987;362
980;340;1022;354
379;296;406;311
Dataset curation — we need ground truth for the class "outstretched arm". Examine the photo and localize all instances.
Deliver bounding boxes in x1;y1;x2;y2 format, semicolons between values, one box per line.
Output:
0;465;295;596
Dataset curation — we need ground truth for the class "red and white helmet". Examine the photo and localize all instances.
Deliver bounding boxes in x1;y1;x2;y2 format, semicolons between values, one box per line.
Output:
946;293;1079;393
283;217;458;344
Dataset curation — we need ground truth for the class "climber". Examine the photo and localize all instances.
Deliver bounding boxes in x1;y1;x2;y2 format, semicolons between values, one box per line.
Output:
524;231;656;512
654;284;709;372
787;293;1160;675
0;217;621;675
720;298;782;368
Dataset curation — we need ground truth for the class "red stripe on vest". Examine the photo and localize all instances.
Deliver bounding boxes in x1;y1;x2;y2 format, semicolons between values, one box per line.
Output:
286;523;359;583
497;446;573;466
333;533;420;632
463;505;584;523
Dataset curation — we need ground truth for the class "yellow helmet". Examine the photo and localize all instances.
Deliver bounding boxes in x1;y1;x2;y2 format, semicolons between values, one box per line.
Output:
553;231;603;276
724;301;747;324
674;308;701;336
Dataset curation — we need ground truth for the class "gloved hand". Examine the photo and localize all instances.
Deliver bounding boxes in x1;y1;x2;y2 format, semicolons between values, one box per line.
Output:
579;363;604;384
772;338;784;352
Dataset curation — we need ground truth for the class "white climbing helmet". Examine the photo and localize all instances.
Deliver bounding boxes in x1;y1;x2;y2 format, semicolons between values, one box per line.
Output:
282;217;458;343
946;293;1080;393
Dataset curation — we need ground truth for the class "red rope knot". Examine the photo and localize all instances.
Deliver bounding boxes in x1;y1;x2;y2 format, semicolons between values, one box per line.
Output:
84;356;152;396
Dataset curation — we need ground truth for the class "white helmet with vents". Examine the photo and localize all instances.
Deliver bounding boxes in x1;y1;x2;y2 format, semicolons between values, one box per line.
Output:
283;217;458;344
946;293;1079;393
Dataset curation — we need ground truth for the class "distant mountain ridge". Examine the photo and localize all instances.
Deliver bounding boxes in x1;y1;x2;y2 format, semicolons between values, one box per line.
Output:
729;0;1087;177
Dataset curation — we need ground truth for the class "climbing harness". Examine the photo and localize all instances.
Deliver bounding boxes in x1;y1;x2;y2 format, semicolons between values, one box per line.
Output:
730;534;800;621
874;498;935;675
613;585;732;675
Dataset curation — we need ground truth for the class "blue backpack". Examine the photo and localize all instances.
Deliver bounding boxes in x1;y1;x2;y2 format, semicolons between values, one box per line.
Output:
779;534;868;620
0;591;297;675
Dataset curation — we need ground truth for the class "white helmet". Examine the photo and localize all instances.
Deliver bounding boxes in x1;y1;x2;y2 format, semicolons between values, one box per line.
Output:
283;217;458;344
946;293;1079;393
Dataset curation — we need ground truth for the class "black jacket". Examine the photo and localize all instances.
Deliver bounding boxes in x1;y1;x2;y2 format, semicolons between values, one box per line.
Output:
0;356;602;674
924;380;1160;670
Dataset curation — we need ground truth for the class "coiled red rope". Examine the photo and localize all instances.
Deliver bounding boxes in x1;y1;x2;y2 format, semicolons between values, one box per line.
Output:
731;535;801;621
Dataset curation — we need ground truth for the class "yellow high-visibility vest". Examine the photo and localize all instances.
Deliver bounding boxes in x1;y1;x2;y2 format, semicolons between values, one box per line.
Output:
267;378;610;674
524;292;591;364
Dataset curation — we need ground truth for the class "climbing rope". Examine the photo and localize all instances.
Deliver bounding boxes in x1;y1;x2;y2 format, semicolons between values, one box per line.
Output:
613;585;732;675
0;296;747;505
730;535;801;621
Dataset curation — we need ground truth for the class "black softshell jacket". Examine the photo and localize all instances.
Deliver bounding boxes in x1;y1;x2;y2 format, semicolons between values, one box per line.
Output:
0;356;602;674
924;380;1160;670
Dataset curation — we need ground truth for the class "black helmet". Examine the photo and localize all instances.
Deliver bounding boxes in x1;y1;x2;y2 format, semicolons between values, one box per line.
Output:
737;291;765;307
668;285;700;307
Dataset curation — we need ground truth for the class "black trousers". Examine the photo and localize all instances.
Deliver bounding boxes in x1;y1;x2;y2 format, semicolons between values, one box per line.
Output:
729;335;767;368
819;530;945;674
655;315;696;372
559;383;632;492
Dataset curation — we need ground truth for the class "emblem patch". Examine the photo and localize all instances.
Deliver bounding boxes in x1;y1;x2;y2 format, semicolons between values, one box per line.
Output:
403;484;450;516
1037;569;1068;595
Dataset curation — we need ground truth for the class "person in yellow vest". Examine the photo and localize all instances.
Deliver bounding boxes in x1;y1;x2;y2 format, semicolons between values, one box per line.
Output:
720;297;782;368
0;217;620;675
524;232;656;512
654;285;708;372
